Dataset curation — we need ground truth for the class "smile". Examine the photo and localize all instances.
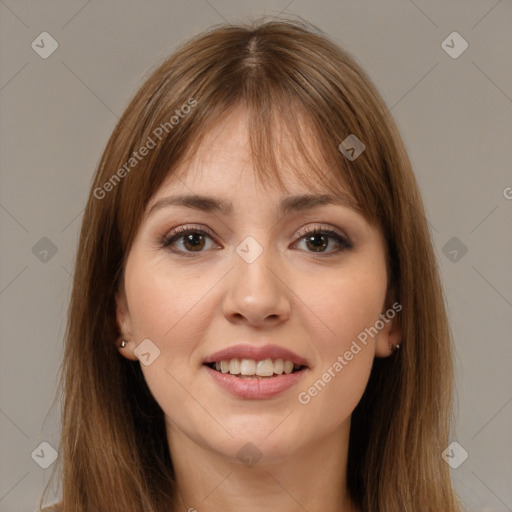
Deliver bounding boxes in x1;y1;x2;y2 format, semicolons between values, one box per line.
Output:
205;357;306;378
203;360;309;399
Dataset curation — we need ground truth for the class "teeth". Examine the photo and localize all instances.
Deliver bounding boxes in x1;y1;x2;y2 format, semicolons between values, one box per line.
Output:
240;359;256;375
273;358;284;374
284;360;294;374
210;357;303;377
229;358;241;374
256;358;274;377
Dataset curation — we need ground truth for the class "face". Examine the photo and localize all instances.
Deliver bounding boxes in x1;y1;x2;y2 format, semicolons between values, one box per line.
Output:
116;105;401;466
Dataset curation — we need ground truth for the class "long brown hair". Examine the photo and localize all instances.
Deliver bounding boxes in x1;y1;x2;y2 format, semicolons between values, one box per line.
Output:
41;16;463;512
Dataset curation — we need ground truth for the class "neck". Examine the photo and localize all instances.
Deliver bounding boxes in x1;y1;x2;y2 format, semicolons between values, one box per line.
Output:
167;420;358;512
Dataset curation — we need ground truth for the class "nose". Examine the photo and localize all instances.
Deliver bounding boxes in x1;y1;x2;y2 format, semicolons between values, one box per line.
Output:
222;244;291;327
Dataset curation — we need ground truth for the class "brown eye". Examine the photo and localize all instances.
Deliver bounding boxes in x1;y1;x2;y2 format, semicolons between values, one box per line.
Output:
161;226;218;255
304;233;329;252
295;227;353;254
181;232;206;251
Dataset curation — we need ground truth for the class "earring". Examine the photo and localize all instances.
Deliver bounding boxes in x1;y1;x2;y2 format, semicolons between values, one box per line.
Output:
389;340;400;351
120;340;127;348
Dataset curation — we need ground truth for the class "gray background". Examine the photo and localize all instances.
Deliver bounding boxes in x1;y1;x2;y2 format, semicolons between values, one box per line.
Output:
0;1;511;511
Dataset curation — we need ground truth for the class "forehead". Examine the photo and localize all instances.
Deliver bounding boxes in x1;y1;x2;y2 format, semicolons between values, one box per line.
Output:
150;104;357;208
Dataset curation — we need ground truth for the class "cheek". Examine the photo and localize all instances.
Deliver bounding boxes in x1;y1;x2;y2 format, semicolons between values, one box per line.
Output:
294;257;387;419
295;282;378;427
123;255;216;433
124;253;216;346
296;351;374;431
298;256;388;351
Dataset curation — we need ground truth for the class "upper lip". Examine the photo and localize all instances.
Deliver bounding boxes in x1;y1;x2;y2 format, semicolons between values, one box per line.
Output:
204;344;309;367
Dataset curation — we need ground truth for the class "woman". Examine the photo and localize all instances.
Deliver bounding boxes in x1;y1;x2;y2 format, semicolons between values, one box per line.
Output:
41;17;464;512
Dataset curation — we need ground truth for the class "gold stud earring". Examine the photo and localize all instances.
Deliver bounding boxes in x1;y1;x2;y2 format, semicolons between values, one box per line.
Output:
120;340;127;348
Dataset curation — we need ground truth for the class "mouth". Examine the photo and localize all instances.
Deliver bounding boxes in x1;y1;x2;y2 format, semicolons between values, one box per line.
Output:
202;350;310;399
202;344;310;380
203;358;308;379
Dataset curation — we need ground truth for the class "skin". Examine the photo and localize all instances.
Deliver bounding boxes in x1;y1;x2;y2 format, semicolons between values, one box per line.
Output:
116;105;401;512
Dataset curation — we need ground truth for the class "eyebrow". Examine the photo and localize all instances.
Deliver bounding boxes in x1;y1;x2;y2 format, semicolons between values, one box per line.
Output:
147;193;358;217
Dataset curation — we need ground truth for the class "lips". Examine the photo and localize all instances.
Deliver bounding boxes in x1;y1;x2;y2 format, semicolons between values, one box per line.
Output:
202;344;310;398
204;364;307;399
203;344;310;367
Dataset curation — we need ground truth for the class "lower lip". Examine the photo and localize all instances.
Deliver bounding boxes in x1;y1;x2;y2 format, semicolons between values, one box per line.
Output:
203;365;308;399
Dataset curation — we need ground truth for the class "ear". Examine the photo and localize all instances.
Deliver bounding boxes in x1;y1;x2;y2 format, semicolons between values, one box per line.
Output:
374;306;402;358
115;288;138;361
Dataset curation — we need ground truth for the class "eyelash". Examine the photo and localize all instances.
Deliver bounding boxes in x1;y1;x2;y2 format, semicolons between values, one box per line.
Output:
160;224;354;257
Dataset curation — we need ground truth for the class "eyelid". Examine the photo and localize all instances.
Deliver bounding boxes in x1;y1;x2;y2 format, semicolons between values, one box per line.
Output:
161;224;217;245
167;224;215;237
295;223;350;241
293;224;354;252
160;222;354;254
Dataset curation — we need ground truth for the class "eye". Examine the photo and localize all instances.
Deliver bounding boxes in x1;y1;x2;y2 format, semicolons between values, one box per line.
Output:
293;226;353;254
161;225;219;256
161;224;353;257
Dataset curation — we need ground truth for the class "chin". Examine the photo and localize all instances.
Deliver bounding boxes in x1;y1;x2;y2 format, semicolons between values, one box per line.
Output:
205;419;309;464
